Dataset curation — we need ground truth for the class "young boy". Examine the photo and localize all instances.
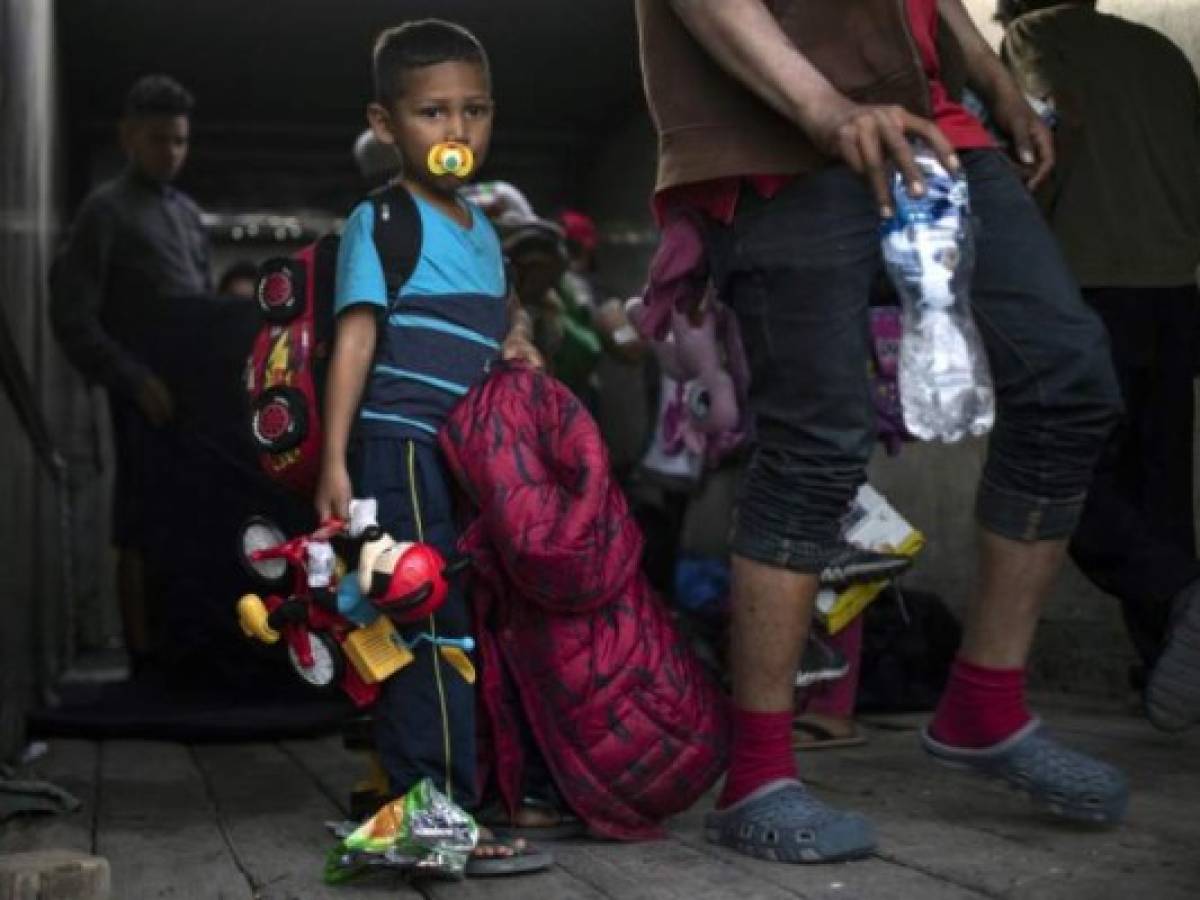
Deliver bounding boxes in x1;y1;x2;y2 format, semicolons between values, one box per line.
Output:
315;19;539;839
50;75;211;675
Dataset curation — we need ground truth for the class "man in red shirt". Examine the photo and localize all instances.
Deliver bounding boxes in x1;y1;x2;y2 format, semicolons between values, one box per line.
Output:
638;0;1127;863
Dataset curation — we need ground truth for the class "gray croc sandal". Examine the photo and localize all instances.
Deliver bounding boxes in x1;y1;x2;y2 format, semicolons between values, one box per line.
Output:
921;719;1128;825
1146;586;1200;733
704;779;877;863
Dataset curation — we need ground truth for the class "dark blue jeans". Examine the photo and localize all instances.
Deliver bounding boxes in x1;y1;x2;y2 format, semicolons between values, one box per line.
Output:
349;436;477;807
707;150;1122;573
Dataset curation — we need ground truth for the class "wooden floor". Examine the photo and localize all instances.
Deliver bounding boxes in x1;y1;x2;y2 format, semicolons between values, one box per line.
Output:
3;697;1198;899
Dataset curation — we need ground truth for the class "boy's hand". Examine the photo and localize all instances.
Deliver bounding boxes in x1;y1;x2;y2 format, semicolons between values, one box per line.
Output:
315;462;352;523
988;87;1054;190
135;374;174;427
501;333;544;369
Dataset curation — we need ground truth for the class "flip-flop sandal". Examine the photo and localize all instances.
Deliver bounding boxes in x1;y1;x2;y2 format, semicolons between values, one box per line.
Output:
792;715;866;750
476;798;587;841
325;822;554;879
465;838;554;877
921;718;1128;825
704;778;876;864
480;816;586;841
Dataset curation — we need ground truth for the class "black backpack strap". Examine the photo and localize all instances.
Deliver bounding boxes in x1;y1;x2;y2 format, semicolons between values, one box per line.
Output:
368;183;422;299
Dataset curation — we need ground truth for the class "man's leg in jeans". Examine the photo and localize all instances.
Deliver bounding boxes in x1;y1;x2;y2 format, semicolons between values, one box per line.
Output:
705;169;879;863
923;151;1128;824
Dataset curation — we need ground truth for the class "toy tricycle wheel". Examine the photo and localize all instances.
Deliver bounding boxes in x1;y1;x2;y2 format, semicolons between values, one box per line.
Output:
288;631;343;690
238;516;290;589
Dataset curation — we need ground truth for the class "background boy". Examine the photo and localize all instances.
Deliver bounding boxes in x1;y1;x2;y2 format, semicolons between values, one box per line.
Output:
50;74;211;675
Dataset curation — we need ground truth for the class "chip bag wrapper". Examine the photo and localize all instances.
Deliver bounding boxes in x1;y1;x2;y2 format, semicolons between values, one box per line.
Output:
324;778;478;883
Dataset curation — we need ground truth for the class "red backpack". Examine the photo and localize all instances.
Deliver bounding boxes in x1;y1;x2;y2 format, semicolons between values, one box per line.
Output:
245;185;421;495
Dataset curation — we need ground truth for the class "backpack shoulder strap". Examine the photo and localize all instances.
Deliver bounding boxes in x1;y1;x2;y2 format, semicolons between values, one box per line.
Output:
368;182;422;299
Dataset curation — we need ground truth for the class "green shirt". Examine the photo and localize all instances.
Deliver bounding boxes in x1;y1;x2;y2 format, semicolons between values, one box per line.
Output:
1003;5;1200;288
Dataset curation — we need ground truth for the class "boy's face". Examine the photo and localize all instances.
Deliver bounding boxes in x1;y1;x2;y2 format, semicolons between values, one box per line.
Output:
120;115;190;184
369;61;493;195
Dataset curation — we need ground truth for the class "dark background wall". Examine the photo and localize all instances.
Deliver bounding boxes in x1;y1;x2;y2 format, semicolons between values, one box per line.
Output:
55;0;648;220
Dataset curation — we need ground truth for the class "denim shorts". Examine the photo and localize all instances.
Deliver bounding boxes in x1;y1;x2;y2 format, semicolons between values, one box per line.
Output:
706;150;1121;572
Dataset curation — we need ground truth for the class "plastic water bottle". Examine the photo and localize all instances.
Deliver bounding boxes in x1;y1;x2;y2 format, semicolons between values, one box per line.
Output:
880;144;994;442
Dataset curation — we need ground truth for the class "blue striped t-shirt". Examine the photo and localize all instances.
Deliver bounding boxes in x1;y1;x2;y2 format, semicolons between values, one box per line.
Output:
335;192;507;440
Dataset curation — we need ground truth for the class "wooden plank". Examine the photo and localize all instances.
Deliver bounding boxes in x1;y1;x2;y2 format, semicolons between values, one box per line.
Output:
95;740;251;899
277;736;358;816
422;860;608;900
192;742;422;900
0;849;110;900
552;837;804;900
0;740;97;855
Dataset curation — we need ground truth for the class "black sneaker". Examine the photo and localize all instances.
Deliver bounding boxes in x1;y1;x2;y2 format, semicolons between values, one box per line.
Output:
819;546;913;590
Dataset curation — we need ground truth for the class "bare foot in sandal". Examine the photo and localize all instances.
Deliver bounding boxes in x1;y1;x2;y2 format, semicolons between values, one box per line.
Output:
477;798;586;839
474;827;526;858
467;827;553;877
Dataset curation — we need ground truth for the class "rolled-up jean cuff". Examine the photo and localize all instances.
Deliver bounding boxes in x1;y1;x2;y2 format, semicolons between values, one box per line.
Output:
730;523;827;574
975;477;1086;542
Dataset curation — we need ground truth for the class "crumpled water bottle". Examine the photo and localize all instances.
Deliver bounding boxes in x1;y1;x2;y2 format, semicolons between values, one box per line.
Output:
880;144;994;442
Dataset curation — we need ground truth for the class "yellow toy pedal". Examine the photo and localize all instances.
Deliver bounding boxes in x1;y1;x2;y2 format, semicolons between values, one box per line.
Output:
343;615;413;683
439;646;476;685
237;594;279;644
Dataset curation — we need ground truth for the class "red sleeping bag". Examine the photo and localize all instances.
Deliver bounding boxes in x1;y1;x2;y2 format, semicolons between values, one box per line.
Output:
439;364;729;839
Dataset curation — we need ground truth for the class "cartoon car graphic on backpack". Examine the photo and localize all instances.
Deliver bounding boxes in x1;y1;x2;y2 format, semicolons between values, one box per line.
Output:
245;185;422;496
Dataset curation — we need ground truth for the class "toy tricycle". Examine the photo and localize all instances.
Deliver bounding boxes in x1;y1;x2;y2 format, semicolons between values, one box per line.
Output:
235;507;467;707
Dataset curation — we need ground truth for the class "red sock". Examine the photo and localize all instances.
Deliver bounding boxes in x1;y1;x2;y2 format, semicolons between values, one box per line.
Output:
929;657;1032;749
717;707;798;809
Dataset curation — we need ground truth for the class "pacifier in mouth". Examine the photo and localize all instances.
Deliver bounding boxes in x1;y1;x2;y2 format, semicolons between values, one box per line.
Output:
427;142;474;177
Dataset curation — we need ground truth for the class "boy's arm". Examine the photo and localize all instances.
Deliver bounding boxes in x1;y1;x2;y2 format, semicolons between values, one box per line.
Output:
316;201;389;521
937;0;1054;188
501;288;544;369
50;196;173;424
316;307;377;522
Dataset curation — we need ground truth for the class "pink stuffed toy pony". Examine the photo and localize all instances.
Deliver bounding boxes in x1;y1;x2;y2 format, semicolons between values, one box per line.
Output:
629;295;750;468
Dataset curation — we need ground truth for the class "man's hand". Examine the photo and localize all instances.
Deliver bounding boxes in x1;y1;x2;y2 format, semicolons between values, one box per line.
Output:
315;461;352;523
809;98;962;217
135;374;174;427
988;87;1054;189
501;333;544;369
